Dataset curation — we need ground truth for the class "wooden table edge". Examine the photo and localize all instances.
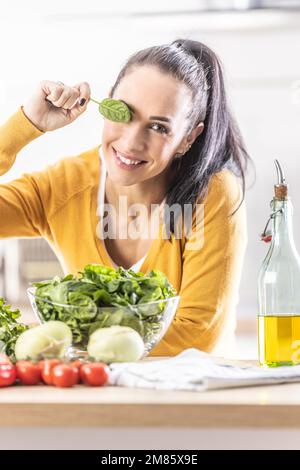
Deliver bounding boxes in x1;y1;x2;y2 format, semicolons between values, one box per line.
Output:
1;403;300;428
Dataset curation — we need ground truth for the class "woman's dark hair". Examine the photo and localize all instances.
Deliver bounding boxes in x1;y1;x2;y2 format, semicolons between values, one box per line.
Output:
110;38;253;235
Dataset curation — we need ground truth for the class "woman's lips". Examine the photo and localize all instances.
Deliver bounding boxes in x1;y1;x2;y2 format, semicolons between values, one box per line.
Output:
112;147;147;171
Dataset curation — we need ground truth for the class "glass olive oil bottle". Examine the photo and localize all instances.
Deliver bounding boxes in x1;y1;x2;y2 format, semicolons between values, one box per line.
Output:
258;160;300;367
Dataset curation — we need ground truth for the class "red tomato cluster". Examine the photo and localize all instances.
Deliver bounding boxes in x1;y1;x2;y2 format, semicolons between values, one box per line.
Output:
0;354;17;387
0;354;110;388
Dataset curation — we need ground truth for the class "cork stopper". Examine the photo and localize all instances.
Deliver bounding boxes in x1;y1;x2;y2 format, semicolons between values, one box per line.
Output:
274;159;288;200
274;183;288;200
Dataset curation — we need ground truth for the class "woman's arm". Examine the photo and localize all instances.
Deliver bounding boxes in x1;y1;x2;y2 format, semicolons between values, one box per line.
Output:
0;107;50;237
0;81;91;238
150;170;248;356
0;107;44;176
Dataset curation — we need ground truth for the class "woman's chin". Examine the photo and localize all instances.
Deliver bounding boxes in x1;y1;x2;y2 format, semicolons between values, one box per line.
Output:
106;167;141;186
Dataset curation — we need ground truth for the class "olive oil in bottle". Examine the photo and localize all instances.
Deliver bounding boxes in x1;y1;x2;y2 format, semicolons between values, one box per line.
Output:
258;160;300;367
258;315;300;366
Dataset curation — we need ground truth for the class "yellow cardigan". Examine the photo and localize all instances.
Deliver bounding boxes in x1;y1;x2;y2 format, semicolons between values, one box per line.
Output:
0;107;248;357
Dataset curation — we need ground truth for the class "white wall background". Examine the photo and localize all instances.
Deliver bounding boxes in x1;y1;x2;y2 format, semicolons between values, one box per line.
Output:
1;1;300;326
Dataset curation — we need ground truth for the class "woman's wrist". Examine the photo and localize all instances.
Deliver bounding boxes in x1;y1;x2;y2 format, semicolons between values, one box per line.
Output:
21;105;45;133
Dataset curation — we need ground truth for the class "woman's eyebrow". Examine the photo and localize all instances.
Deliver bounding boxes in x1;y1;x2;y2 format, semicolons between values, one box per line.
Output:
121;100;173;124
149;115;172;123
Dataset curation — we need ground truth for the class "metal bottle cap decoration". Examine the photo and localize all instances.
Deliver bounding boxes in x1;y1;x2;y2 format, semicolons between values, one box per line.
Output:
260;159;288;243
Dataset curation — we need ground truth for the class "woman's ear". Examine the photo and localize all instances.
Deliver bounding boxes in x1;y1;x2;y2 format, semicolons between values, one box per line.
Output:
177;122;205;155
108;87;113;98
187;122;204;146
175;122;205;157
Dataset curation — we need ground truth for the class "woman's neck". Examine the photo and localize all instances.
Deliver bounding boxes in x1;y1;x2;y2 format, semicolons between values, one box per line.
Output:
105;167;172;214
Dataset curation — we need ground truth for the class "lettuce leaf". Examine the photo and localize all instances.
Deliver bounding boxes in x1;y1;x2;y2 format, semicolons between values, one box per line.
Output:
34;264;177;347
0;297;28;360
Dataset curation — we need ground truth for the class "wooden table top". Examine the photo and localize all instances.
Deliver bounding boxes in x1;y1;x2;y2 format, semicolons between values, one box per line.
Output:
1;357;300;428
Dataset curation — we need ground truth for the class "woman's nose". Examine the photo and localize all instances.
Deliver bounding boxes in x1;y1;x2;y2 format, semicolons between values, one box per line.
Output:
121;123;145;153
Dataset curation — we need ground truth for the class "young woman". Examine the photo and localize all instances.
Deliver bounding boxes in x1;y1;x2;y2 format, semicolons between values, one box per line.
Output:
0;39;250;357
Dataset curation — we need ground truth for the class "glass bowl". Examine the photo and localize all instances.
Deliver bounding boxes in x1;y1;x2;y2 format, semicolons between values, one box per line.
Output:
27;287;180;359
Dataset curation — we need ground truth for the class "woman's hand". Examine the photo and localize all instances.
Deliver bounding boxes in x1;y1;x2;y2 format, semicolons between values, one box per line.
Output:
22;80;91;132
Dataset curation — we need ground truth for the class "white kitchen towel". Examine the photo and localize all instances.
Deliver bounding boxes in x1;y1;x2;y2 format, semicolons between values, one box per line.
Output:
108;348;300;391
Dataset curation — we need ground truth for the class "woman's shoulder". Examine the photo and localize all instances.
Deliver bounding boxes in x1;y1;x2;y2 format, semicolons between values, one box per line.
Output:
40;145;101;199
31;145;101;217
209;167;242;193
203;168;244;212
49;145;101;183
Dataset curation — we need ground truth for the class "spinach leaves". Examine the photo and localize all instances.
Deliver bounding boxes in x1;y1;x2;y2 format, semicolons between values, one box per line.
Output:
90;97;131;123
34;265;177;347
0;298;28;360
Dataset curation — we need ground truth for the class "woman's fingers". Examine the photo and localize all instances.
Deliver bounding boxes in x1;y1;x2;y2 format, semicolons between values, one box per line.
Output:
74;81;91;106
42;81;65;104
49;85;80;109
61;89;81;109
24;80;92;132
68;82;91;119
42;81;90;110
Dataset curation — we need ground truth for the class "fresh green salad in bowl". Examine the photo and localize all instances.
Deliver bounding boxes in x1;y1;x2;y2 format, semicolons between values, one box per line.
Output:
27;264;180;358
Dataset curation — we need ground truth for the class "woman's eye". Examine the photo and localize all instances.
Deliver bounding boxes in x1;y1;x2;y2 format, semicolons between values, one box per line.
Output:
150;123;169;134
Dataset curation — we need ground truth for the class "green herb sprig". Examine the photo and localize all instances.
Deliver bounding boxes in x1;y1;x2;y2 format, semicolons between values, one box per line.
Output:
0;297;28;360
90;97;131;123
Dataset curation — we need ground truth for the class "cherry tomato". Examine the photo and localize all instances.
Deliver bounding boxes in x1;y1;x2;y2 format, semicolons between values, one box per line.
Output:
52;364;79;388
16;361;41;385
0;353;12;365
69;359;84;374
0;363;17;387
39;359;62;385
80;362;110;386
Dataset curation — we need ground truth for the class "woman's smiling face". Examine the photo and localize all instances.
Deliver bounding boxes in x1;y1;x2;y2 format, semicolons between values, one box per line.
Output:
101;65;194;186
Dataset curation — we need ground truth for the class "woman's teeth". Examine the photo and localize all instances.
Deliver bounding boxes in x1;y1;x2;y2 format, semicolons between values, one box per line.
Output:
116;150;143;166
